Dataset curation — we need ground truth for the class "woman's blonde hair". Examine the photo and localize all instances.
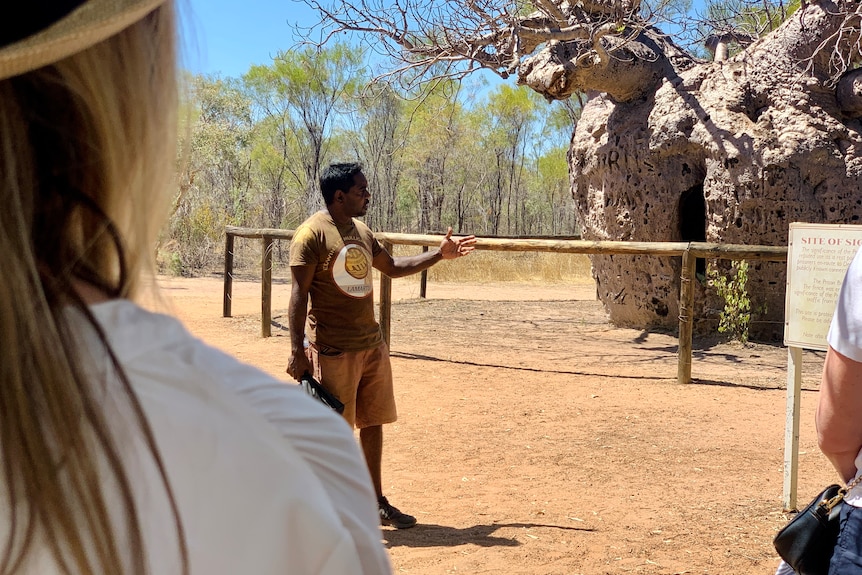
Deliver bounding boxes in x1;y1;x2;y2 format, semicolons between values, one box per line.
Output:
0;3;185;573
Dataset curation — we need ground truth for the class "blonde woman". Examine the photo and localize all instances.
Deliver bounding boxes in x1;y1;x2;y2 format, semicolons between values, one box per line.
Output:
0;1;390;574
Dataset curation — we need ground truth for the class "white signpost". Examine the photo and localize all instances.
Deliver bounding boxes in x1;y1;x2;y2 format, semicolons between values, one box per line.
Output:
783;223;862;509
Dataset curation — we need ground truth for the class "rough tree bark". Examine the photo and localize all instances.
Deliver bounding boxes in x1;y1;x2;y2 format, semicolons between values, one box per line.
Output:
304;0;862;339
563;1;862;339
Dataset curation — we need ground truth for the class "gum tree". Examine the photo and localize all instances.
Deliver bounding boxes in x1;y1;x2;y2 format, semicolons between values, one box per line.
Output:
244;43;363;219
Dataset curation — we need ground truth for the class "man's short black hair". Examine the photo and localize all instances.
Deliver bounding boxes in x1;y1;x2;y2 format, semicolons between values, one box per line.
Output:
320;162;364;205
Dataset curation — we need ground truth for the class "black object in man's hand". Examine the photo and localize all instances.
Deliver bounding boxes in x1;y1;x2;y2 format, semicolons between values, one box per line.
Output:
299;373;345;414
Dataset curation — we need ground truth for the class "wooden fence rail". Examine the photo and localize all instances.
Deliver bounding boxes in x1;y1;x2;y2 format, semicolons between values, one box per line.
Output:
223;225;788;385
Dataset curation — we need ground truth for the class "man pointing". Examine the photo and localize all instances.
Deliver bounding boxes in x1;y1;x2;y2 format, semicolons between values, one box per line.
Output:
287;162;476;529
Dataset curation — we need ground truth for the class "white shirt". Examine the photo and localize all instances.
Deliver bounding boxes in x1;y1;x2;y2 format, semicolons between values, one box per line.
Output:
4;300;391;574
828;247;862;362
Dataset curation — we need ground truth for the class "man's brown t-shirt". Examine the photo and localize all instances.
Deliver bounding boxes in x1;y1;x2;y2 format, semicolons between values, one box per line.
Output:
289;210;383;352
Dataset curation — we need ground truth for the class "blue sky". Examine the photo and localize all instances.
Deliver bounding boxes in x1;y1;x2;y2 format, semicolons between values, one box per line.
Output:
183;0;317;77
181;0;502;94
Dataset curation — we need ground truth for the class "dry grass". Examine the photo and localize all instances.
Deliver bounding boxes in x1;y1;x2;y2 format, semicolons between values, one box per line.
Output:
221;240;595;286
391;245;594;285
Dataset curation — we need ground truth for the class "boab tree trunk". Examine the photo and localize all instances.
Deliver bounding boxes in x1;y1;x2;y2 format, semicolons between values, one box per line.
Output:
523;0;862;339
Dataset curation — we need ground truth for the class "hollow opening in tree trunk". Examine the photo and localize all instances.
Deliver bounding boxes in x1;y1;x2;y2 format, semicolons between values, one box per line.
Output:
679;183;707;279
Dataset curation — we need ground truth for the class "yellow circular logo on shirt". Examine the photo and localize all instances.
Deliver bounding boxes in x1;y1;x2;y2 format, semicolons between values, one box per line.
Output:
333;243;373;298
345;247;368;279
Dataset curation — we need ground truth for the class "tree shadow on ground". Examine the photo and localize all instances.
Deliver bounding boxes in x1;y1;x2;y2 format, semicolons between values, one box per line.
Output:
382;522;595;549
691;378;822;392
389;351;677;381
637;343;763;365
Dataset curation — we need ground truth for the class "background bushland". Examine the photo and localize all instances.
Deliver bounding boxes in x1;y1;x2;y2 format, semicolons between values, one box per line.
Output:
163;44;580;276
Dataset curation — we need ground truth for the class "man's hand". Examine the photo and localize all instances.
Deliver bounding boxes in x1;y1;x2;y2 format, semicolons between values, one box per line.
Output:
287;352;312;381
439;227;477;260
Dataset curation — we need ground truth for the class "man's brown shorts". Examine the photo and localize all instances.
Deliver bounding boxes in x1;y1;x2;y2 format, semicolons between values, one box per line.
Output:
306;341;396;429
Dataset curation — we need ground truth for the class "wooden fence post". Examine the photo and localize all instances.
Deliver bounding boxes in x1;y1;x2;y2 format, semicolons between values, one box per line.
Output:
261;236;273;338
677;246;695;384
223;232;235;318
784;346;803;510
380;240;393;346
420;245;429;298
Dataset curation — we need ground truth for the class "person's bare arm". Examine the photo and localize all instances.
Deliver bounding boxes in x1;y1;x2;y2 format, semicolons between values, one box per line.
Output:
817;345;862;482
286;265;315;380
373;227;476;278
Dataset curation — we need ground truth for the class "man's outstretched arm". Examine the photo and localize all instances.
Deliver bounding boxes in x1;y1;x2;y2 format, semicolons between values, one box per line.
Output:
373;227;476;278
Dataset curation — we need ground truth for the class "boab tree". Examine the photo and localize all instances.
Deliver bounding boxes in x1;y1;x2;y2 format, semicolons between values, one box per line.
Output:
301;0;862;340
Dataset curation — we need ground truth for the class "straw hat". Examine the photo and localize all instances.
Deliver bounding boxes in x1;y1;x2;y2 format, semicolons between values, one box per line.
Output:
0;0;169;81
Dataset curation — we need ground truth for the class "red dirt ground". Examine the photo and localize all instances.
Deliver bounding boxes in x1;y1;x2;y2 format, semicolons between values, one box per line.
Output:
156;274;835;575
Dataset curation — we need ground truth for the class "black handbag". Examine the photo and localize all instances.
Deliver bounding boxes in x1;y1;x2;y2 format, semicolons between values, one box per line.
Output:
773;484;844;575
299;373;345;414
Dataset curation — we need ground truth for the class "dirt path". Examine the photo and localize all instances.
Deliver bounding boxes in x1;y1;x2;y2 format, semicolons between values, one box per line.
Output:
158;274;833;575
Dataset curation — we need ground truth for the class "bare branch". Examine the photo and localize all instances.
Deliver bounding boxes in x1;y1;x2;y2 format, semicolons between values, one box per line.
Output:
297;0;862;103
297;0;687;97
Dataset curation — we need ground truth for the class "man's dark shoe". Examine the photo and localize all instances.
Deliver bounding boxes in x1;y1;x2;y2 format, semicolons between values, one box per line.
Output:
378;496;417;529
